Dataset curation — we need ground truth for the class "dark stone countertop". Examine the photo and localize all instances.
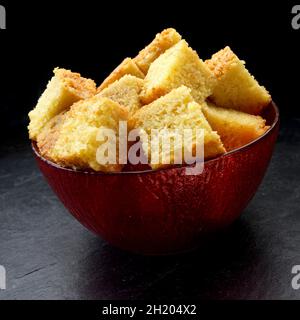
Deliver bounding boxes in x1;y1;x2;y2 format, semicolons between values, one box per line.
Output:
0;119;300;300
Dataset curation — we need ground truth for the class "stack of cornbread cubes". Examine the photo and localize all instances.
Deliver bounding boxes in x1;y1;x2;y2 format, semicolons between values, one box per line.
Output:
28;28;271;172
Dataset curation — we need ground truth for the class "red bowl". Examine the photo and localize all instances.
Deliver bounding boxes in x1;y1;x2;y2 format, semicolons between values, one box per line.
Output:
32;102;279;255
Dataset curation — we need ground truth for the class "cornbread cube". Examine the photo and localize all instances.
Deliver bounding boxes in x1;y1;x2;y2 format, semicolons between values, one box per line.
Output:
140;40;216;105
205;46;271;115
97;75;143;116
51;96;128;172
130;86;225;169
202;102;270;151
134;28;182;74
37;112;67;161
28;68;96;140
97;58;144;93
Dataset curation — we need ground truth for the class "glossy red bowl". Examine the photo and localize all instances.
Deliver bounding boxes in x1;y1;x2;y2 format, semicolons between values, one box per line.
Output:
32;102;279;255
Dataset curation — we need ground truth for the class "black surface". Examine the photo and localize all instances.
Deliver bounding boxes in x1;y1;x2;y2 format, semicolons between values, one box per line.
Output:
0;120;299;300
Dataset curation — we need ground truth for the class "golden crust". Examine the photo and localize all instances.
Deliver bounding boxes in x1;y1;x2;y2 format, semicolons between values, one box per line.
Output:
97;58;144;93
205;46;237;79
134;28;182;74
37;112;66;161
54;68;96;99
202;102;270;151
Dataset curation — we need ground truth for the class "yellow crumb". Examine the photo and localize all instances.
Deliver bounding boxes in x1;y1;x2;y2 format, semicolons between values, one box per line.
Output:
50;96;128;172
28;68;96;140
205;46;271;114
97;75;143;117
130;86;225;169
140;40;216;104
97;58;144;92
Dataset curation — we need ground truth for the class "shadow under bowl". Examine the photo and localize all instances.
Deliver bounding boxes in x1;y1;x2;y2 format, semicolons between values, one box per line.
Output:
32;102;279;255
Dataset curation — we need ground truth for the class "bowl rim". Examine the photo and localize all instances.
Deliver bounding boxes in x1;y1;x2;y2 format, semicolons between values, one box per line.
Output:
31;101;280;176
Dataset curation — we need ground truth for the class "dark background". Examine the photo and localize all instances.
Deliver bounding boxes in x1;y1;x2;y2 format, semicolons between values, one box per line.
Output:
0;1;300;300
0;1;298;140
